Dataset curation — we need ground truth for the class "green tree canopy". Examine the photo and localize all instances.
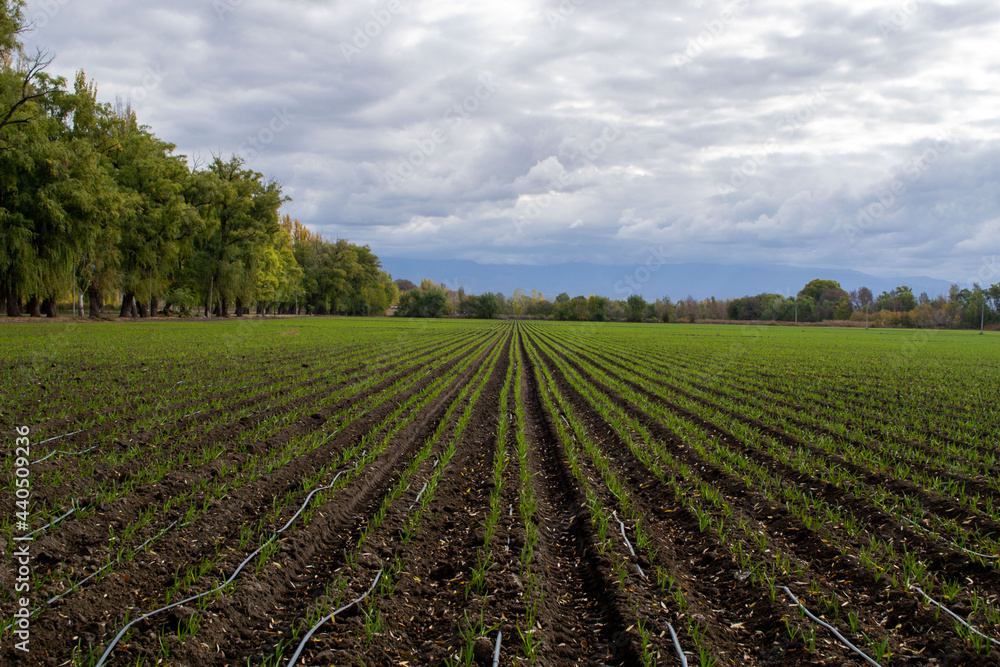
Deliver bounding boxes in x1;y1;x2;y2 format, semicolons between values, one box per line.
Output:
799;279;844;301
396;279;449;318
625;294;647;322
473;292;500;319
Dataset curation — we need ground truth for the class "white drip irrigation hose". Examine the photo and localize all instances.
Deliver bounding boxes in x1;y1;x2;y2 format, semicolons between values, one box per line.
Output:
36;430;84;446
558;413;576;439
613;512;646;579
911;586;1000;648
1;521;180;635
286;569;384;667
901;516;999;560
614;513;636;557
408;457;441;510
31;445;98;465
24;504;78;538
94;471;346;666
492;629;503;667
410;482;428;510
779;586;882;667
666;623;688;667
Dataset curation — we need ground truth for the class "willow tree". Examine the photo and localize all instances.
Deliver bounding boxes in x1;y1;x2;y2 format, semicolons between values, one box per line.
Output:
189;156;286;316
1;64;132;317
0;1;60;135
0;0;61;315
108;104;191;317
64;73;139;318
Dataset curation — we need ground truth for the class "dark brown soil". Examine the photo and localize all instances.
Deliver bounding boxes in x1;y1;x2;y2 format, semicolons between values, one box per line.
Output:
2;322;997;667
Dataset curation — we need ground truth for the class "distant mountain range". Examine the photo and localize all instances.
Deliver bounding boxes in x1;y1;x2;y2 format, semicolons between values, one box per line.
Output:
381;257;958;301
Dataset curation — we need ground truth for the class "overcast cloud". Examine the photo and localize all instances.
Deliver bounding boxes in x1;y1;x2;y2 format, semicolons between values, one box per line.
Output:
21;0;1000;286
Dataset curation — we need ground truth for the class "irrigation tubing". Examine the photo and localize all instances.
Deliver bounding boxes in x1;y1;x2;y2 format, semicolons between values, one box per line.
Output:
559;413;576;440
901;516;999;560
24;504;78;538
492;629;503;667
94;470;346;666
613;512;646;578
286;569;384;667
409;458;440;509
54;520;180;605
1;520;180;636
410;482;428;510
613;512;636;557
779;586;882;667
911;586;1000;648
666;623;688;667
36;430;84;446
31;445;98;465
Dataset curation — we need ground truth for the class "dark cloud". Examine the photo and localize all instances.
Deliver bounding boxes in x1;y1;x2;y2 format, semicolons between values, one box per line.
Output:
21;0;1000;284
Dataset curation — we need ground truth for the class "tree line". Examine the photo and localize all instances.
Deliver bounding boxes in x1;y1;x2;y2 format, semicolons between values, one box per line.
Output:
0;3;394;319
395;278;1000;329
722;279;1000;329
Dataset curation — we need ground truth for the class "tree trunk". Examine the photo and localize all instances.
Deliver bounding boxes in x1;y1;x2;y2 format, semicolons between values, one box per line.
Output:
5;289;22;317
42;296;57;318
150;296;159;317
88;285;102;319
137;300;148;318
120;291;136;318
235;297;244;317
27;294;41;317
205;276;214;317
220;295;229;317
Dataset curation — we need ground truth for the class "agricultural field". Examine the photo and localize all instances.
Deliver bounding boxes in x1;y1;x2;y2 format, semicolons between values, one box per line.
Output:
1;318;999;666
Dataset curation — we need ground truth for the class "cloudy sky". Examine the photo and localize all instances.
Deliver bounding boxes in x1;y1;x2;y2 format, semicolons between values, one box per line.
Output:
21;0;1000;287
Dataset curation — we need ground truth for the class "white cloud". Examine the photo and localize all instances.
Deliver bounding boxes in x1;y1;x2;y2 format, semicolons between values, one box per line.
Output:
20;0;1000;284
